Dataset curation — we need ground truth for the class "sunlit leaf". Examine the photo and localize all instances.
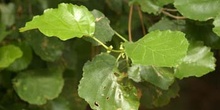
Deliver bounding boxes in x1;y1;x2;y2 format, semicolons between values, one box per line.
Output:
124;30;189;67
84;10;114;46
213;14;220;37
0;45;23;68
78;53;139;110
13;68;64;105
174;0;220;21
175;42;216;79
128;65;174;90
19;3;95;40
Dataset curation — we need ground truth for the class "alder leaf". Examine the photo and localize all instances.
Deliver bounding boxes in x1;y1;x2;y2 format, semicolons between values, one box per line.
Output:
13;68;64;105
128;65;174;90
148;18;185;32
130;0;173;14
0;45;23;68
174;42;216;79
84;10;114;46
19;3;95;40
78;53;139;110
25;31;64;62
174;0;220;21
7;42;32;72
140;82;179;108
213;14;220;37
124;30;189;67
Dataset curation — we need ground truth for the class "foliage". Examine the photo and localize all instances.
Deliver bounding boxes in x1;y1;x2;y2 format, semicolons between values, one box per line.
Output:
0;0;219;110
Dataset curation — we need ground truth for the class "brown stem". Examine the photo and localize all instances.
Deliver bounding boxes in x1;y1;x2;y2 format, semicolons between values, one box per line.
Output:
137;6;146;35
128;5;133;42
161;9;186;20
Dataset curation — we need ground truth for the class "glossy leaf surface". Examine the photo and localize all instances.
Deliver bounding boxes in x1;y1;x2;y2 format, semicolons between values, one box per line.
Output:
124;30;189;67
13;68;64;105
175;42;215;79
78;53;139;110
174;0;220;21
20;3;95;40
0;45;23;68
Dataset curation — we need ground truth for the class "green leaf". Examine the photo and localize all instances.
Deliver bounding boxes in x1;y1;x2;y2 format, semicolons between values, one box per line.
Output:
140;82;179;108
130;0;160;14
124;30;189;67
85;10;114;46
185;20;220;49
128;65;174;90
26;31;64;62
174;42;216;79
148;18;185;32
7;42;32;72
19;3;95;40
78;53;139;110
105;0;122;14
0;3;15;26
13;68;64;105
0;45;23;68
174;0;220;21
130;0;173;14
0;23;11;42
213;14;220;37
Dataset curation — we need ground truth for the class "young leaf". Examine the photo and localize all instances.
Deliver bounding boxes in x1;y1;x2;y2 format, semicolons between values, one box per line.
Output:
0;45;23;68
128;65;174;90
174;42;216;79
78;53;139;110
124;30;189;67
19;3;95;40
84;10;114;46
13;68;64;105
174;0;220;21
213;14;220;37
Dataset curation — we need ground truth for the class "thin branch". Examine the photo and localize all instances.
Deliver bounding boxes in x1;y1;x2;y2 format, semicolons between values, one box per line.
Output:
161;10;186;20
114;31;128;42
137;6;146;35
91;37;109;50
128;4;133;42
162;8;178;12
